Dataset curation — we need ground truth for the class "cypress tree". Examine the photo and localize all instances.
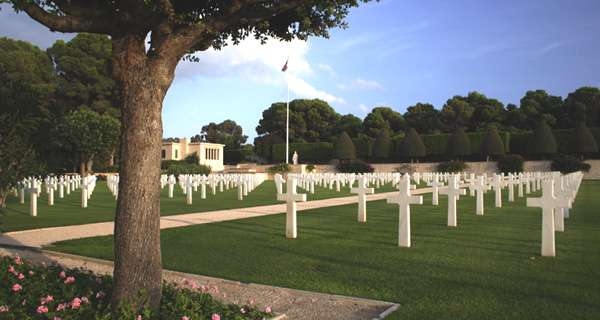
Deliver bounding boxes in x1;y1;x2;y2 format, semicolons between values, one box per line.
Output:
529;120;557;156
480;126;505;160
574;122;599;156
399;128;426;161
334;131;357;161
373;130;392;161
446;127;471;159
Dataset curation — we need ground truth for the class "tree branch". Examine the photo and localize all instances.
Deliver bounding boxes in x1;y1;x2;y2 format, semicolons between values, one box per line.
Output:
17;2;113;33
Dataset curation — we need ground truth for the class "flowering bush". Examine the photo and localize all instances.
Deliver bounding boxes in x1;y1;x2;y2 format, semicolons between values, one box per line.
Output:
1;255;273;320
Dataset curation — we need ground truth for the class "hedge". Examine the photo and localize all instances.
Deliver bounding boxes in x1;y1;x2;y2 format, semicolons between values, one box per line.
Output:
271;142;333;163
224;149;244;164
353;135;373;159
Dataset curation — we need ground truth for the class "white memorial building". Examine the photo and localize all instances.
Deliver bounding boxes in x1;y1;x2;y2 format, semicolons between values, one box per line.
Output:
161;138;225;171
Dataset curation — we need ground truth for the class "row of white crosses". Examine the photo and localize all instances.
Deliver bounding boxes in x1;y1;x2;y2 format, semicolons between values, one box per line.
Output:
13;174;85;216
158;173;267;205
527;171;583;257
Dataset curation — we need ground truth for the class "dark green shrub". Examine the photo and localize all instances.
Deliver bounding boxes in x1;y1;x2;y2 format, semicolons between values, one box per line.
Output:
334;132;357;160
353;134;373;159
529;121;557;156
373;130;392;160
184;152;199;164
224;149;244;164
306;164;316;172
446;128;471;159
161;160;180;170
267;163;291;174
336;160;374;173
480;126;505;159
497;154;524;174
551;154;591;173
397;128;426;160
437;161;468;173
574;122;599;155
165;163;211;176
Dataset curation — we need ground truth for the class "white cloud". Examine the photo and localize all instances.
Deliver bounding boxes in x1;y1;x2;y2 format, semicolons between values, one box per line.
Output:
317;63;336;76
339;78;384;91
173;37;343;104
535;41;565;56
358;104;370;113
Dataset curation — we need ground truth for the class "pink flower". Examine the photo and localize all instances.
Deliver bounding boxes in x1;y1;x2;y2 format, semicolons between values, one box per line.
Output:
56;303;67;311
59;271;66;279
28;270;34;276
41;295;54;305
95;291;106;299
36;305;49;314
18;273;25;280
8;265;16;274
136;315;142;320
71;297;81;309
181;317;189;320
265;306;272;313
14;255;23;265
64;276;75;284
0;305;9;313
11;284;22;292
211;314;221;320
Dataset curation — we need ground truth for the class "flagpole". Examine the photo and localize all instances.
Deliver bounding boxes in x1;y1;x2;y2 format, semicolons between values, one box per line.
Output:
286;75;290;164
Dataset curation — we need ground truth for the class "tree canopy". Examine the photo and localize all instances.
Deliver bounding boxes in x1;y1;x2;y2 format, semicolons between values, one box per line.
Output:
363;106;405;138
200;119;248;150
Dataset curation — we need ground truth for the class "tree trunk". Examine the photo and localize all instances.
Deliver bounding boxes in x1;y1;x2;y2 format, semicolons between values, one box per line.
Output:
110;33;176;313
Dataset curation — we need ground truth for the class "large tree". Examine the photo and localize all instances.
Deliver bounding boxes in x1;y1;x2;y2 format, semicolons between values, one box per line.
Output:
404;102;442;134
256;99;340;143
441;96;474;131
519;90;563;128
47;33;119;118
200;119;247;149
56;108;120;174
0;37;53;206
2;0;374;312
563;87;600;128
363;106;405;138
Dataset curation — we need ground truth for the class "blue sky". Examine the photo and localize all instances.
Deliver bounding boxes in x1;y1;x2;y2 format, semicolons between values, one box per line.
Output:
1;0;599;141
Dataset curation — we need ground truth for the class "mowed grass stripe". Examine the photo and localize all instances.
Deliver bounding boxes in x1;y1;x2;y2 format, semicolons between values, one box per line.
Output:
50;181;600;319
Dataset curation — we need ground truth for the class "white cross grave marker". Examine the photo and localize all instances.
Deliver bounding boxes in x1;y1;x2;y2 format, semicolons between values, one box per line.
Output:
439;175;466;227
387;174;423;247
351;175;374;223
277;177;307;239
526;179;571;257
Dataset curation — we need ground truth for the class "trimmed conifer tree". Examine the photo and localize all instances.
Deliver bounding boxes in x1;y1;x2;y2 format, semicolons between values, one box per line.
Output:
480;126;505;160
446;127;471;160
529;120;557;156
334;131;357;161
373;130;392;161
399;128;426;161
574;122;599;157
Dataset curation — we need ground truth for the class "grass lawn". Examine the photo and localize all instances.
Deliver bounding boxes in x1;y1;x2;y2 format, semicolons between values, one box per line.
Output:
0;180;396;232
50;181;600;319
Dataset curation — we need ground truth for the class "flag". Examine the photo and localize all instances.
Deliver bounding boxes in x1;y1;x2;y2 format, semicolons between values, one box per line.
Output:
281;59;288;72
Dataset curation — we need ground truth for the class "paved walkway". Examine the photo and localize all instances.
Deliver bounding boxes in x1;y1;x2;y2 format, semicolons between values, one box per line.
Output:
1;188;433;319
0;188;433;248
